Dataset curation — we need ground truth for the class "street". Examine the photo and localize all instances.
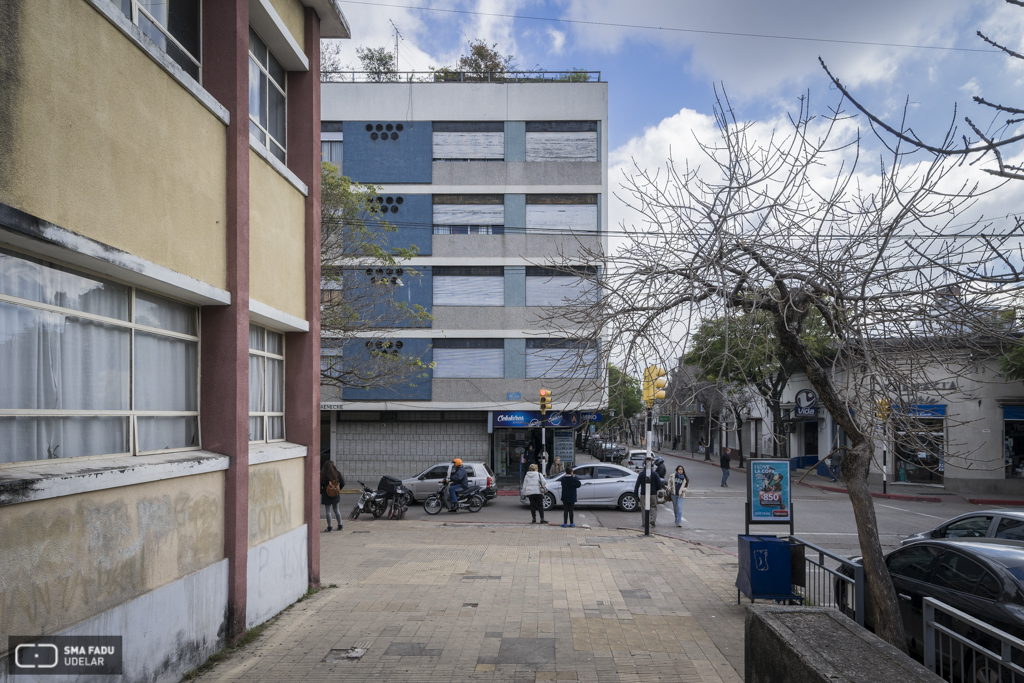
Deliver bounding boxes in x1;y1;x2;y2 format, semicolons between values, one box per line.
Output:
339;450;988;559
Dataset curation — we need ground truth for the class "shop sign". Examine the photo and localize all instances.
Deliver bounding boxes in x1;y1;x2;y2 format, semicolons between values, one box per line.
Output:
492;411;593;428
747;459;792;523
794;389;817;417
658;415;671;423
553;430;574;465
507;392;521;401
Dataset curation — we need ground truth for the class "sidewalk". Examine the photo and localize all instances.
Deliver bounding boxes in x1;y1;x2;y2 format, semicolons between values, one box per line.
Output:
656;448;1024;506
190;520;745;683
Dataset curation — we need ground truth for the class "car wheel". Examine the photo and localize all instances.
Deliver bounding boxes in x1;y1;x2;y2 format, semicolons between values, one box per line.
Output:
543;492;556;511
618;492;639;512
424;496;442;515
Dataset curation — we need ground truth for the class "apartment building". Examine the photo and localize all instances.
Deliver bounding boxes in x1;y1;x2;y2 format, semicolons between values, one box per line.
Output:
0;1;347;679
320;77;608;482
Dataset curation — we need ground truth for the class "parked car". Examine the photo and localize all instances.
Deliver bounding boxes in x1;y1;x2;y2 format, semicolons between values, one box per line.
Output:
403;461;496;502
626;449;649;471
838;539;1024;671
900;510;1024;546
526;463;640;512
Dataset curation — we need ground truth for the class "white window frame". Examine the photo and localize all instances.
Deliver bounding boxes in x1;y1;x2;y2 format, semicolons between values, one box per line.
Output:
0;248;202;462
249;324;286;443
122;0;203;82
249;27;287;164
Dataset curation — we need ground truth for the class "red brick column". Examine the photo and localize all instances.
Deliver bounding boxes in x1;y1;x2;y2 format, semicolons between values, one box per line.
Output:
285;7;323;589
201;0;251;645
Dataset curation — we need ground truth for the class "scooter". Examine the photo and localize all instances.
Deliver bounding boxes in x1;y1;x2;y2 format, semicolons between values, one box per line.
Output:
349;481;388;520
423;480;484;515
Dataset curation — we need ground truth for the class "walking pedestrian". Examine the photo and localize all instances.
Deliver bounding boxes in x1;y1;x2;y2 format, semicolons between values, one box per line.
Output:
521;464;548;524
320;460;344;532
719;450;731;487
699;437;707;460
559;466;582;527
666;465;689;527
633;459;663;527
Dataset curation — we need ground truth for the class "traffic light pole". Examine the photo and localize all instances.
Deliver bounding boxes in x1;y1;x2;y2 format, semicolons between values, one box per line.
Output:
644;408;653;537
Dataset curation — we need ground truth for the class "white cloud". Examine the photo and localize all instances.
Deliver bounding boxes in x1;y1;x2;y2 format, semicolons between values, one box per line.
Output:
546;27;566;55
960;78;982;97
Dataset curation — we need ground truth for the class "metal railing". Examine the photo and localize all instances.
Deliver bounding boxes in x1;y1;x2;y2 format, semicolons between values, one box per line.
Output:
321;70;601;84
924;597;1024;682
788;535;865;626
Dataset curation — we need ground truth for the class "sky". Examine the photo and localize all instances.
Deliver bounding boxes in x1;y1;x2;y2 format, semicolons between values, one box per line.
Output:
326;0;1024;366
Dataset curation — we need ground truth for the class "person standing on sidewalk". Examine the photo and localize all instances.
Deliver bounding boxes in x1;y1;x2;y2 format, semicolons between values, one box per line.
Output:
559;466;582;527
666;465;689;527
320;460;344;532
522;464;549;524
699;437;708;461
719;450;731;487
634;459;663;527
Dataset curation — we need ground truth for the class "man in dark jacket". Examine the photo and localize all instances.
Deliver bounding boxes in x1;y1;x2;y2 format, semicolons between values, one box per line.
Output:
448;458;469;510
559;466;582;527
633;460;663;527
720;451;731;487
654;457;667;480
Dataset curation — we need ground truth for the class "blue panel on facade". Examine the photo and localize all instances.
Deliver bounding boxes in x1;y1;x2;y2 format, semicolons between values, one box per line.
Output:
1006;406;1024;420
343;267;432;327
908;404;946;417
343;121;432;184
504;266;525;306
505;122;526;162
504;194;526;232
368;193;432;256
341;338;432;401
505;338;526;378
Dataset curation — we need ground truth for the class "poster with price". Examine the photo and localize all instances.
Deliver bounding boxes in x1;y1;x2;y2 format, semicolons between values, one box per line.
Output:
553;430;574;466
747;459;791;523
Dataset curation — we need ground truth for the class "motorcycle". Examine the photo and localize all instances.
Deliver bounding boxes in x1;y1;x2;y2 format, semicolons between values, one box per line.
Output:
349;481;388;520
423;480;484;515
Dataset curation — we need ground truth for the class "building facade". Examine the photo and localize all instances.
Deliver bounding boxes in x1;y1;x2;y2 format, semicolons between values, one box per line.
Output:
0;1;347;679
319;79;608;482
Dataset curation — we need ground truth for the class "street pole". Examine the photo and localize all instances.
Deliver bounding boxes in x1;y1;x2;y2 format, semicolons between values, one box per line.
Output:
541;424;546;476
644;408;653;536
882;421;887;495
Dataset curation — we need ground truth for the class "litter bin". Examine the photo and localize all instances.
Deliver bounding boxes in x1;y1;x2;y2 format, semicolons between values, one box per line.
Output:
736;535;802;604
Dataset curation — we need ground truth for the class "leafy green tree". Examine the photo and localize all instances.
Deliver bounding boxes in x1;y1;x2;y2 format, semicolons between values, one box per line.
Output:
684;311;833;456
456;39;517;77
356;46;399;82
320;162;431;390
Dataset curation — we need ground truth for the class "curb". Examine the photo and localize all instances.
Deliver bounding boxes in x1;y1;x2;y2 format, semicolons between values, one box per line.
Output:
967;498;1024;507
798;481;942;503
615;526;740;558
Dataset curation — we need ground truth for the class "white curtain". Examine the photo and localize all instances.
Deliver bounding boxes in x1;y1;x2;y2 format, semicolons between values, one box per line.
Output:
248;353;265;441
136;290;196;334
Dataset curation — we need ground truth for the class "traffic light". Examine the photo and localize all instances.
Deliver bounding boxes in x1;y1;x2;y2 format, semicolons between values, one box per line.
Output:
539;388;552;415
642;366;667;408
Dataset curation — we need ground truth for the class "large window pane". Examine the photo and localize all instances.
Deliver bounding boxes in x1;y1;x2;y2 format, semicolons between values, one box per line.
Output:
267;416;284;440
249;324;265;351
249;416;264;442
0;248;129;320
135;290;196;335
266;331;283;355
249;354;265;414
0;303;130;410
433;348;503;378
248;57;262;126
138;416;198;452
267;358;284;412
135;332;197;411
0;416;128;463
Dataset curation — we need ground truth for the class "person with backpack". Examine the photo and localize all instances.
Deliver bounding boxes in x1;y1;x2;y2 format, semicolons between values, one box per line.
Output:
321;460;344;532
559;466;582;527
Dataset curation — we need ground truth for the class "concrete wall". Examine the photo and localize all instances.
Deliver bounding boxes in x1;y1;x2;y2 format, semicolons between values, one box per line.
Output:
248;458;306;549
246;524;308;629
0;471;225;644
249;150;307;321
332;418;489;481
430;233;599;260
267;0;305;46
0;0;228;290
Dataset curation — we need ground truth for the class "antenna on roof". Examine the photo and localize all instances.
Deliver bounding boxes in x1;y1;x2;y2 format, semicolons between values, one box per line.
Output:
389;19;404;70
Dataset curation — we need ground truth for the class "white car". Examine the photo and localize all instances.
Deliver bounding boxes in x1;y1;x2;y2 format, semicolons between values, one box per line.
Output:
626;449;649;471
528;463;640;511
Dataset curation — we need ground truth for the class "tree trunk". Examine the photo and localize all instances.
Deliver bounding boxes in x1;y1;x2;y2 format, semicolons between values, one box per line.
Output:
773;308;908;652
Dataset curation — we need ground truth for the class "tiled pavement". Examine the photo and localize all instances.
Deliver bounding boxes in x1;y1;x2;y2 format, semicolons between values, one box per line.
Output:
191;520;745;683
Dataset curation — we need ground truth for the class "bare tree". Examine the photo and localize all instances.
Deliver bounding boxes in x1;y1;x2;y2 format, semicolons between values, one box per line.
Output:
553;90;1024;650
320;163;431;392
822;0;1024;180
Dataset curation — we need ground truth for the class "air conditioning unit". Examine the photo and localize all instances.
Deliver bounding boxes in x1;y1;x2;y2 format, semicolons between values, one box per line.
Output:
784;422;797;433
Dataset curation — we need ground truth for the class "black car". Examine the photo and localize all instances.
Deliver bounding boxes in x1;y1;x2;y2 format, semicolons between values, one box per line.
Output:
839;540;1024;670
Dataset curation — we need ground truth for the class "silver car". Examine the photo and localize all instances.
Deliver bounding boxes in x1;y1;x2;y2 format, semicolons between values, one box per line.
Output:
899;510;1024;546
530;463;640;512
403;461;496;502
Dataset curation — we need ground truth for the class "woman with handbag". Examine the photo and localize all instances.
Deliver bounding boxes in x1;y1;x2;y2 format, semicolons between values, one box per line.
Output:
666;465;689;527
321;460;344;532
521;464;548;524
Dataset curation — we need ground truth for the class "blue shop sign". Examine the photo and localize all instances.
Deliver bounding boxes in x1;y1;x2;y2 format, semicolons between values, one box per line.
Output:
491;411;599;428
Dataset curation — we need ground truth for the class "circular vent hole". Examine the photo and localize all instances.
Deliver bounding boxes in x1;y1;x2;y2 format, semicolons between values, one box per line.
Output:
375;123;384;132
390;132;399;140
375;340;384;349
395;268;404;276
396;123;404;132
375;268;384;276
365;268;374;277
364;341;373;349
376;197;384;204
370;132;378;140
395;341;404;350
385;196;393;204
390;205;399;213
396;196;404;204
385;123;394;132
385;268;394;275
365;124;373;132
390;277;399;284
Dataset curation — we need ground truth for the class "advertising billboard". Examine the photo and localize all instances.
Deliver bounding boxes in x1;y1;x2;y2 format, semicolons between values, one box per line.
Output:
747;459;792;524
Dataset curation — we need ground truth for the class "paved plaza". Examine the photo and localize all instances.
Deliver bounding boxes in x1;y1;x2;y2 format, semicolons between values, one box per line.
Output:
191;519;745;683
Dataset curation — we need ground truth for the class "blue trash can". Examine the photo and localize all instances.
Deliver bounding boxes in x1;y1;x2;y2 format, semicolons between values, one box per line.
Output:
736;535;798;602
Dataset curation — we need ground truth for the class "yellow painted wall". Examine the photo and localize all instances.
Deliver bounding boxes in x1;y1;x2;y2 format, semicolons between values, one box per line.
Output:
248;457;305;548
267;0;305;47
0;472;225;642
1;0;227;290
249;150;307;319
